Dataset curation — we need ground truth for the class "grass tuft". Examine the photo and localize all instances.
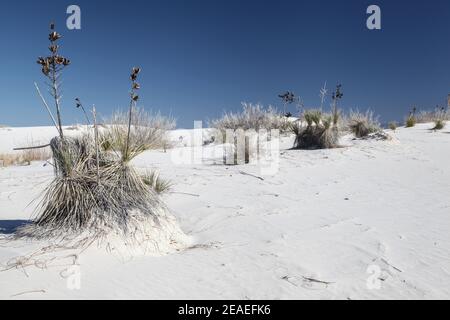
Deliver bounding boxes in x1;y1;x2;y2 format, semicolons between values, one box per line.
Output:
405;115;417;128
347;110;381;138
101;108;175;160
291;110;340;149
211;103;291;134
141;170;173;194
388;121;398;131
432;119;445;130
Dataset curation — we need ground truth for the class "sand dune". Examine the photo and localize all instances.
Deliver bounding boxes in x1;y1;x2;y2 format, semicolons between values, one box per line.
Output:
0;123;449;299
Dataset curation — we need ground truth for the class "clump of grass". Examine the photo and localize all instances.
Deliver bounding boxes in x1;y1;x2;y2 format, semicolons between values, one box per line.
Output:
347;110;381;138
101;108;176;154
388;121;398;131
304;109;322;127
405;107;417;128
431;107;447;130
405;116;416;128
212;103;289;165
211;103;291;134
292;110;340;149
416;107;449;124
22;148;52;165
291;84;343;150
432;119;445;130
0;147;51;167
141;170;173;194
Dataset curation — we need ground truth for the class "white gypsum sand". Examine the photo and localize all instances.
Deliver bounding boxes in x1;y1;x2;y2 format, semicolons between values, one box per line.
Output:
0;122;449;299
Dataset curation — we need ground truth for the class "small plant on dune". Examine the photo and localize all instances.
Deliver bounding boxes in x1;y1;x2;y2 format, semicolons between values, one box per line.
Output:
101;108;175;153
389;121;398;131
0;144;51;167
291;84;343;150
347;110;381;138
141;170;173;194
292;109;339;149
433;119;445;130
304;109;322;127
211;103;291;134
405;107;417;128
431;106;447;130
415;106;449;124
211;103;287;165
21;147;52;165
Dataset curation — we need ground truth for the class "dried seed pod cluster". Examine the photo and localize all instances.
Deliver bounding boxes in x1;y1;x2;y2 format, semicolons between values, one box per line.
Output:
130;67;141;102
332;84;344;101
36;23;70;76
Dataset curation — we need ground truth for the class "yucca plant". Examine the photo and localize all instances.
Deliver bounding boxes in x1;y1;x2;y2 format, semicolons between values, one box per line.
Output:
304;109;322;127
432;119;445;130
16;24;169;240
432;106;447;130
405;107;417;128
347;110;381;138
291;84;343;150
292;109;339;149
211;103;291;134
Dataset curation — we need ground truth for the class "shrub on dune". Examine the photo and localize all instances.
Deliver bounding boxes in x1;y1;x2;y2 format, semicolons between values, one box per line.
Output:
432;119;446;130
416;107;449;124
405;116;416;128
16;24;175;242
211;103;291;134
101;108;176;153
431;107;447;130
388;121;398;131
292;110;340;149
291;84;343;150
347;110;381;138
211;103;289;165
0;146;51;167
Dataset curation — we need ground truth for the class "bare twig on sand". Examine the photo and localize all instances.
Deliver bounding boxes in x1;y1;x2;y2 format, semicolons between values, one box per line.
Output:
238;171;265;181
11;289;46;297
13;144;51;151
301;276;335;285
170;192;200;197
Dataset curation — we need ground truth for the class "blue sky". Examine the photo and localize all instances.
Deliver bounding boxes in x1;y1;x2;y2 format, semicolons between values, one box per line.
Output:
0;0;449;128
